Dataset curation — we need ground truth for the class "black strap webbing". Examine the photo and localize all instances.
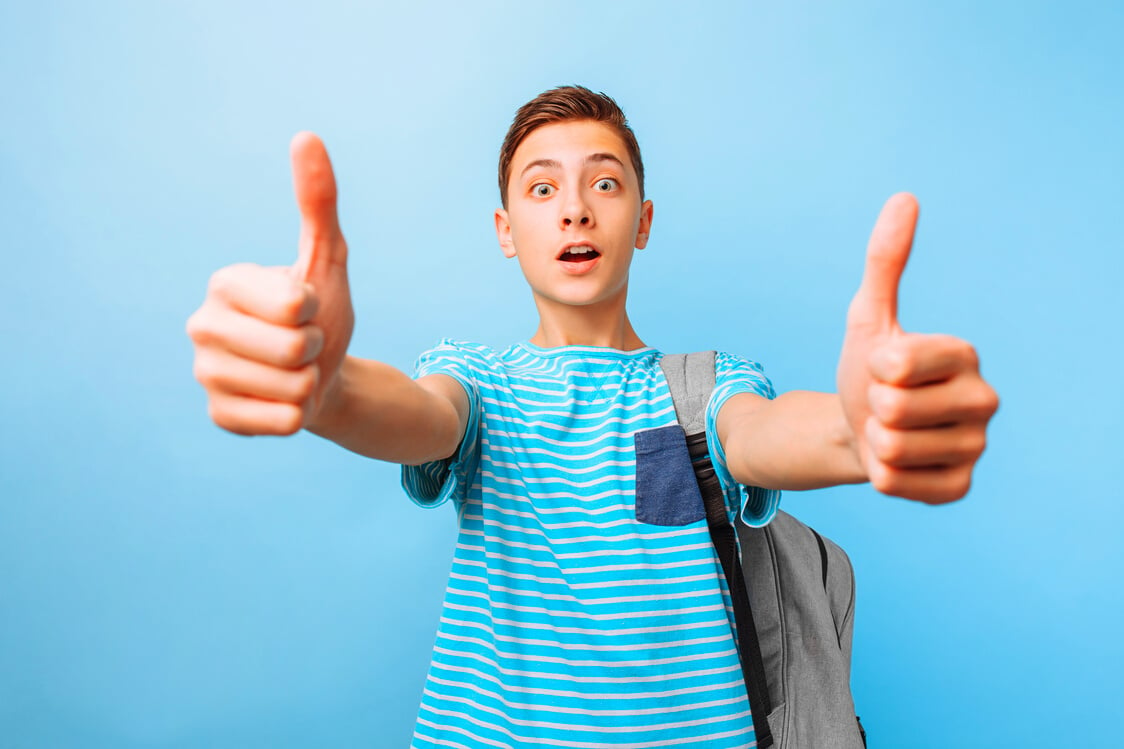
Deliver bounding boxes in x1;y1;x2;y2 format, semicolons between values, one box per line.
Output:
812;527;829;592
686;431;774;749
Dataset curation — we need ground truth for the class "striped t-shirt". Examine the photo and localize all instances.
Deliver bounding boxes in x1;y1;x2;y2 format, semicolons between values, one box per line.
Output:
401;340;781;749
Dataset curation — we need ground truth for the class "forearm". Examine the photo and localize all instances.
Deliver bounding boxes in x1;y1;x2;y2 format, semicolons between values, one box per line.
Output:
719;390;867;491
306;355;463;465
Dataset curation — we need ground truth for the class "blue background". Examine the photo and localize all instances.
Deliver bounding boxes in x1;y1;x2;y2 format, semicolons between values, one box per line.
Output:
2;1;1121;746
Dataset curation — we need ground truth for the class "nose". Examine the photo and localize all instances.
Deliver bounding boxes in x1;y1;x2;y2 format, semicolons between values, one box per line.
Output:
560;191;593;228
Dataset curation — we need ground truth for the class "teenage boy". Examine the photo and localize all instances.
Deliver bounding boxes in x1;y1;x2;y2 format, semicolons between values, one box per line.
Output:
187;86;998;747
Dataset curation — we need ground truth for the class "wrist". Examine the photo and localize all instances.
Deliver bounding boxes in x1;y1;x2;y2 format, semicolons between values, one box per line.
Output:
832;396;869;484
307;358;351;437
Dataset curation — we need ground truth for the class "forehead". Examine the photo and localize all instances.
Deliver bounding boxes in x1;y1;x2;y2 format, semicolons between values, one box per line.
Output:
512;120;633;175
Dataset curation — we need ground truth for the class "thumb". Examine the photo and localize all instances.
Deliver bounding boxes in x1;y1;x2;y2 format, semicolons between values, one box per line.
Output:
849;192;918;334
290;131;345;283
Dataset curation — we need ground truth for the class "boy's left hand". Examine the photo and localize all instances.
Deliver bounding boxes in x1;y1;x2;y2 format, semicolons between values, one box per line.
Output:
836;193;999;504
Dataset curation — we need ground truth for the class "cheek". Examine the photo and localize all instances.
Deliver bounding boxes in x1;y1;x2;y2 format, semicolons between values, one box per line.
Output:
609;203;642;234
513;224;554;255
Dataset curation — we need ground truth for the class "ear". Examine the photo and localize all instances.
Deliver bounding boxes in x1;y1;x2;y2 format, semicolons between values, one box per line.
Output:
635;199;654;249
495;207;516;259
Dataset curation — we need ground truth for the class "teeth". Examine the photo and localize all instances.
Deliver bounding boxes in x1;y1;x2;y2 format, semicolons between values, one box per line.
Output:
568;246;593;255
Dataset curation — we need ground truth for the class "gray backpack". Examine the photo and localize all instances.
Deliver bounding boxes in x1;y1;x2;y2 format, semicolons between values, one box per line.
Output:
660;352;867;749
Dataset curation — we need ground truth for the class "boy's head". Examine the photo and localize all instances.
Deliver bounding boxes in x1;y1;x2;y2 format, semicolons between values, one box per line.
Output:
494;86;654;315
498;86;645;210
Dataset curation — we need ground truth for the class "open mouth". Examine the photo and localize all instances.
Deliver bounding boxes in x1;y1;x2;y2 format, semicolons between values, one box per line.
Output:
558;245;601;263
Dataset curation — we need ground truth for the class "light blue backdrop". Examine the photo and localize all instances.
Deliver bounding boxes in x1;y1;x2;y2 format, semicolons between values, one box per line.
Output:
2;1;1121;746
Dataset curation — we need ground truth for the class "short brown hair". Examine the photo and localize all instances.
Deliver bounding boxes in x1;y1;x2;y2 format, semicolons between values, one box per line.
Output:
498;85;645;208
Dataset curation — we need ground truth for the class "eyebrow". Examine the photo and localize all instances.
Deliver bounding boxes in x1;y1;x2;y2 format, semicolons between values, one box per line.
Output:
520;153;626;178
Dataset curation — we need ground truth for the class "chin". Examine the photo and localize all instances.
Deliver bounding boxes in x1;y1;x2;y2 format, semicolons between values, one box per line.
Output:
540;285;627;309
529;272;630;309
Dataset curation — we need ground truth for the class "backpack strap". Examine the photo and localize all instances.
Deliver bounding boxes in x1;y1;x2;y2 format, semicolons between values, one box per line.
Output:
659;352;775;749
812;526;830;592
660;351;712;435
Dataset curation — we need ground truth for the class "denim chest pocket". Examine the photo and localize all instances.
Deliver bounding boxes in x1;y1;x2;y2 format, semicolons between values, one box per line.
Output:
633;425;706;526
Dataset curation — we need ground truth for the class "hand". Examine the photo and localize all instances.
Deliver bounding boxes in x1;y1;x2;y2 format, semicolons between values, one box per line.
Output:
186;132;356;435
836;194;999;503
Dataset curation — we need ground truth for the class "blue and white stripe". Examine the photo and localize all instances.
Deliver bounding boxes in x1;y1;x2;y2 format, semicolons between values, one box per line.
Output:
402;340;779;748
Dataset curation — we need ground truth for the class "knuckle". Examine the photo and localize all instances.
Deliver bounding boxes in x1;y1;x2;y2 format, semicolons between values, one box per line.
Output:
944;473;972;503
282;292;303;320
882;435;909;464
209;263;260;305
193;355;217;387
873;344;909;382
960;342;980;371
206;271;224;298
871;427;907;464
280;286;311;323
980;387;1000;417
207;398;237;432
207;265;236;298
924;487;957;505
898;346;922;377
276;404;304;435
292;365;319;402
281;331;310;366
964;387;997;420
868;462;899;495
928;470;972;504
898;334;924;359
185;309;216;346
876;388;909;426
184;311;201;341
206;399;223;426
967;431;987;459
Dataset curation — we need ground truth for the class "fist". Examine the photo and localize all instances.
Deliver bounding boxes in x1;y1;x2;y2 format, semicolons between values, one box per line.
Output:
860;334;999;503
186;133;355;435
838;194;1000;503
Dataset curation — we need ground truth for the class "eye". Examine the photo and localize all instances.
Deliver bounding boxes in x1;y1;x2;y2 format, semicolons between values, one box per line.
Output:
594;178;619;192
532;183;555;197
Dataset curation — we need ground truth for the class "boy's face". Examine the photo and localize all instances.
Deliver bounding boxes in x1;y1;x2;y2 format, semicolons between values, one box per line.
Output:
495;120;653;312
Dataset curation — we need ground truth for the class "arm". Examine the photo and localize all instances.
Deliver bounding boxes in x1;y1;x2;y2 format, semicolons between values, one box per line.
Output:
307;356;470;466
717;390;866;491
187;133;473;467
722;194;998;504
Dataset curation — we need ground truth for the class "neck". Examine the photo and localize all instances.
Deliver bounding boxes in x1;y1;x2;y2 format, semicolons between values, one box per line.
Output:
528;286;646;350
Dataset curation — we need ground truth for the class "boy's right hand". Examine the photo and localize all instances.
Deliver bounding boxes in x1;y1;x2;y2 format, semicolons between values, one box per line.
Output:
186;133;356;436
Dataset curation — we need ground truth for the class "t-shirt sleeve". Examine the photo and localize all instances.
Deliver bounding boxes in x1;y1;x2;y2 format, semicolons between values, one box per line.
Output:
399;339;482;510
703;351;782;528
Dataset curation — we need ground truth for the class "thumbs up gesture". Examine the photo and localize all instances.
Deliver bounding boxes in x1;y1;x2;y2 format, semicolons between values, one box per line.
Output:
186;133;356;435
837;194;999;503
